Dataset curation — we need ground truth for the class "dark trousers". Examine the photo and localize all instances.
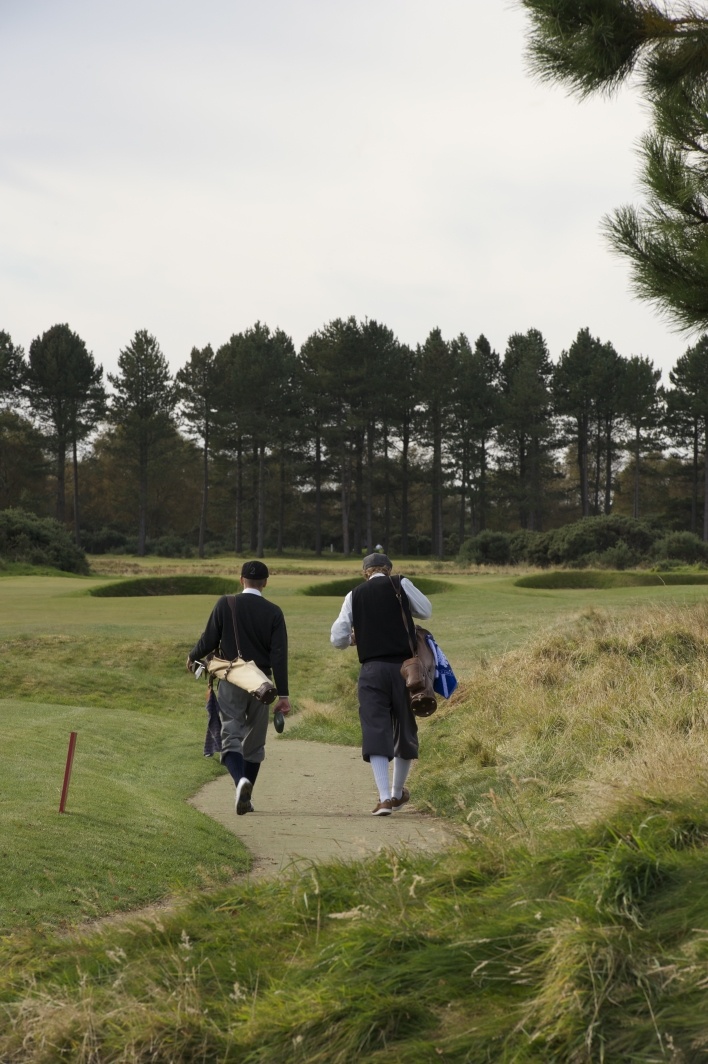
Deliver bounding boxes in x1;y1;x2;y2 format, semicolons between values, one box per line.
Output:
357;660;419;763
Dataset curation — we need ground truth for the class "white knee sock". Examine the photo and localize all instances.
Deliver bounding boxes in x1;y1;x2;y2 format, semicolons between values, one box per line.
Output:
370;755;391;801
392;757;412;799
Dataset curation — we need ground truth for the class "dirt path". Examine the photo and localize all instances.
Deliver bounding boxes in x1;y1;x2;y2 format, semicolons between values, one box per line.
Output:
190;735;457;878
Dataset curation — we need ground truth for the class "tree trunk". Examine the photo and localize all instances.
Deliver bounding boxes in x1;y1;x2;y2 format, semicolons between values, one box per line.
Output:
56;438;67;525
578;416;589;518
341;448;351;556
432;410;443;557
703;422;708;543
71;436;80;545
138;439;148;557
198;424;209;559
314;431;322;556
235;439;243;554
276;448;285;555
604;420;613;515
353;435;363;554
401;420;410;553
383;419;390;552
458;441;468;545
632;426;641;520
592;424;602;514
256;443;266;558
366;420;374;552
479;438;488;532
518;438;528;529
691;420;699;535
250;443;258;552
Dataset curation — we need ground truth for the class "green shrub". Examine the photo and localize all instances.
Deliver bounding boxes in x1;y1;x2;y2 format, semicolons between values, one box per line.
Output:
0;508;89;574
527;515;661;568
653;531;708;565
458;530;511;565
151;534;195;558
458;529;541;566
590;539;643;570
81;527;130;554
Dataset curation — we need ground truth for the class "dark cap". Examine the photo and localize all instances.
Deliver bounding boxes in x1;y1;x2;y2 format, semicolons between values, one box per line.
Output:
362;552;392;570
241;560;269;580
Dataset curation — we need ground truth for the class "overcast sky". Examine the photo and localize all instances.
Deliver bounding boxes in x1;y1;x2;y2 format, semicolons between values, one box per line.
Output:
0;0;692;381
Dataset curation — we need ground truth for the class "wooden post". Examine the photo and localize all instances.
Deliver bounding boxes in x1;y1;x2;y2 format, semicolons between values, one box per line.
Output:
59;731;78;813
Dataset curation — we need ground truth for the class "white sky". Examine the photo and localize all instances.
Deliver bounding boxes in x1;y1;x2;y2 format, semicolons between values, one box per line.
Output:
0;0;693;381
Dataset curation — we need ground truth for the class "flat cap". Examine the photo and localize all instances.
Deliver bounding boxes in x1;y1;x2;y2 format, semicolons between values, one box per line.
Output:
362;552;392;570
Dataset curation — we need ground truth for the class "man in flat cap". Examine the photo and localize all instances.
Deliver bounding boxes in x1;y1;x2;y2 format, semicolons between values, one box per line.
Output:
187;560;290;815
330;552;432;815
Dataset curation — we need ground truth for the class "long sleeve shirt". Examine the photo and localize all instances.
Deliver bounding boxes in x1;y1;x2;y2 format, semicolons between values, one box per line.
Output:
190;589;289;695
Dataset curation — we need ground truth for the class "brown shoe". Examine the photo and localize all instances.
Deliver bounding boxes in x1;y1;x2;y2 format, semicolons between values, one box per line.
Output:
390;787;410;811
371;799;393;816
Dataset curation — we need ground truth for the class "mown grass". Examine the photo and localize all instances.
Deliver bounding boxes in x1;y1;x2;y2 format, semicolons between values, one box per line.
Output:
0;699;247;932
3;566;708;1059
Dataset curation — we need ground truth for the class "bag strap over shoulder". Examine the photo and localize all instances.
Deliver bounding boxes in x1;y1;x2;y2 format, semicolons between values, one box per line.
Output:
227;595;243;659
388;575;417;658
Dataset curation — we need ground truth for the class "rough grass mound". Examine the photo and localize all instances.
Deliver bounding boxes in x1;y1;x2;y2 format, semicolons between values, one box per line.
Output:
302;576;452;597
515;569;708;589
90;575;236;597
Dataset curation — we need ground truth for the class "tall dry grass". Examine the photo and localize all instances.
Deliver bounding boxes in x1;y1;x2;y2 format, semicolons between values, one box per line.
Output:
418;601;708;842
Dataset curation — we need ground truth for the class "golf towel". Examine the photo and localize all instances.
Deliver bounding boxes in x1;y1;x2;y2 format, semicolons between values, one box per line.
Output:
424;632;458;698
204;687;222;756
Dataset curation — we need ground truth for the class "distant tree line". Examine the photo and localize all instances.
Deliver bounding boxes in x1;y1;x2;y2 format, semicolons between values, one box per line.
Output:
3;318;708;558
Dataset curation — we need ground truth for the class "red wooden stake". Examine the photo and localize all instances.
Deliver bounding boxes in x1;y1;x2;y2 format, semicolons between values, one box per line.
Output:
59;731;78;813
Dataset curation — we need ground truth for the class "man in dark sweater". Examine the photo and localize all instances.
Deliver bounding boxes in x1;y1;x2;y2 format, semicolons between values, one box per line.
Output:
330;552;432;815
187;560;290;815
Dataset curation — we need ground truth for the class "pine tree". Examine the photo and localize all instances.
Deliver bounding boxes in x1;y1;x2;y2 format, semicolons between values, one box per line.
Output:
108;331;176;556
668;335;708;539
520;0;708;331
176;345;218;558
26;323;105;539
498;329;556;531
620;355;663;519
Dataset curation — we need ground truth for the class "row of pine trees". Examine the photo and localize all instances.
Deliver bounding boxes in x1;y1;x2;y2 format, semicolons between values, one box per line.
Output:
2;318;708;557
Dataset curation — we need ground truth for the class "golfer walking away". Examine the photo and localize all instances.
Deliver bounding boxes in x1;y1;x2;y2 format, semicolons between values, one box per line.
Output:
187;561;290;815
330;552;432;815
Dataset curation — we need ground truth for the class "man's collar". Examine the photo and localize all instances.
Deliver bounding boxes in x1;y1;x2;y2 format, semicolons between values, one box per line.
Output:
242;587;262;596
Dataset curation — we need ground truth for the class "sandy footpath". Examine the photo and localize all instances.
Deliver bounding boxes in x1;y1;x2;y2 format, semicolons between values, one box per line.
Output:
190;735;457;878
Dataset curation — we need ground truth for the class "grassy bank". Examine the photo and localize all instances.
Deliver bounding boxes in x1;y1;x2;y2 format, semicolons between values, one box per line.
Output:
2;564;708;1059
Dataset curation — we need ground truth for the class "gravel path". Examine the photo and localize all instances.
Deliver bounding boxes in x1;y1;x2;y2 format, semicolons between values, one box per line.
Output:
190;735;457;878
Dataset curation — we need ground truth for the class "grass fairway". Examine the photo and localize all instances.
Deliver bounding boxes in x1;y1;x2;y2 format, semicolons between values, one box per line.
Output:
0;697;246;932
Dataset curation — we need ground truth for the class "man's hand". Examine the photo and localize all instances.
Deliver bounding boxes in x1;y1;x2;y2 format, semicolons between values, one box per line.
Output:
186;656;194;672
273;697;291;716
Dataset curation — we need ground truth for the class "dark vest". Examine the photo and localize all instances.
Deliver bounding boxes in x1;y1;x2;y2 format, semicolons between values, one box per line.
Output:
351;575;416;664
